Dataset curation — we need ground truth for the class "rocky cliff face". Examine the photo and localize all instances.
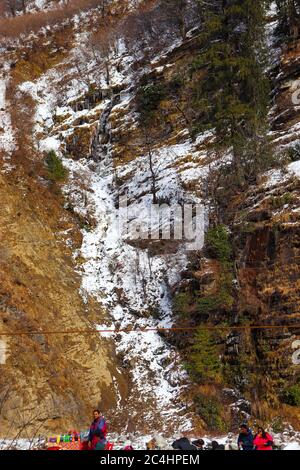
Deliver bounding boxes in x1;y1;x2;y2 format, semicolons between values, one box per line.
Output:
0;160;115;436
0;0;202;437
1;0;300;437
170;27;300;430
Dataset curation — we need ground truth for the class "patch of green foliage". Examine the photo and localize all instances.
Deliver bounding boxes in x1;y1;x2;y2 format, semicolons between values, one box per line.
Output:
197;225;234;315
274;0;300;41
196;295;220;316
270;192;294;209
173;291;194;317
192;0;274;186
137;83;166;125
194;394;227;431
206;225;232;265
197;286;234;316
45;150;68;182
281;384;300;406
184;225;234;383
188;329;222;382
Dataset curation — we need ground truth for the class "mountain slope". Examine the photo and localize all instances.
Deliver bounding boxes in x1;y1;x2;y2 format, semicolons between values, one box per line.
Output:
0;0;300;437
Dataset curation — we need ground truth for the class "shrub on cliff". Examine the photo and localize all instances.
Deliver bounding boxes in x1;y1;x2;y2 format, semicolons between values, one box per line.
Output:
137;83;166;125
173;291;195;317
197;287;234;317
45;150;68;182
201;225;234;314
194;394;227;431
281;384;300;406
206;225;232;265
188;328;222;382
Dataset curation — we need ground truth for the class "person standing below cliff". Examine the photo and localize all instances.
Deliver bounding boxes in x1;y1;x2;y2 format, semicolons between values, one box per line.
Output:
237;424;254;450
253;427;274;451
88;409;107;450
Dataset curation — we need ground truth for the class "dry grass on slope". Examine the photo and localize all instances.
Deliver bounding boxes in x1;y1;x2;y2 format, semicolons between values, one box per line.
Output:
0;0;115;39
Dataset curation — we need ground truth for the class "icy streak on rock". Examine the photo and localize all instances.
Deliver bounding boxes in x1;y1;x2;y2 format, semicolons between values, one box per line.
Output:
0;340;7;365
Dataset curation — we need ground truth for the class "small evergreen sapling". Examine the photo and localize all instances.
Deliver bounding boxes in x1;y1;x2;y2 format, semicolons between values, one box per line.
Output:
45;150;68;182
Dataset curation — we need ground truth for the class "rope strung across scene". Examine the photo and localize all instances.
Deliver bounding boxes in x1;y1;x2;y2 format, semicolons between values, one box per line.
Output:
0;324;300;336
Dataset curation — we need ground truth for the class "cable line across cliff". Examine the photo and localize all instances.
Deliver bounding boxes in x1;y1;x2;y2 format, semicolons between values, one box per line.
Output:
1;324;300;337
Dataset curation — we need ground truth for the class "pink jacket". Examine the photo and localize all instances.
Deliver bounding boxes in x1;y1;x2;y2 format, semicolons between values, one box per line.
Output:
253;433;273;451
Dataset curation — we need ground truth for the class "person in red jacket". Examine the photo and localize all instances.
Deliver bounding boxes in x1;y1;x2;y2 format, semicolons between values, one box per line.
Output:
253;427;273;451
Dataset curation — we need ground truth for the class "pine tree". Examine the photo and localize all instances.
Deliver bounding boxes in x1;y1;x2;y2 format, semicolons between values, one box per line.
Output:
275;0;300;40
193;0;271;185
189;328;222;382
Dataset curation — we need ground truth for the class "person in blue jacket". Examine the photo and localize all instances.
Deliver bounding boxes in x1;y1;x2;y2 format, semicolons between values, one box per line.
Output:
88;409;107;450
237;424;254;450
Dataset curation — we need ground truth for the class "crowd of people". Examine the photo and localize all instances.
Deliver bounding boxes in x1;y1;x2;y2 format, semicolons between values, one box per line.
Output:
85;410;275;451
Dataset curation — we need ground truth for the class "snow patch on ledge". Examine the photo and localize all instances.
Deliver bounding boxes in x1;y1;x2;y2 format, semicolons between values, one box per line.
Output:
289;160;300;178
264;158;300;189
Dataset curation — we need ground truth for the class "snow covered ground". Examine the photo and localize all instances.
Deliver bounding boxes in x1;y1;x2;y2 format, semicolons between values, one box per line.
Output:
284;442;300;450
1;432;300;450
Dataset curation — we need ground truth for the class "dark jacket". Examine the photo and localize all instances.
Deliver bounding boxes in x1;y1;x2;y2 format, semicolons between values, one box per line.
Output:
238;430;254;451
211;441;225;450
172;438;197;450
